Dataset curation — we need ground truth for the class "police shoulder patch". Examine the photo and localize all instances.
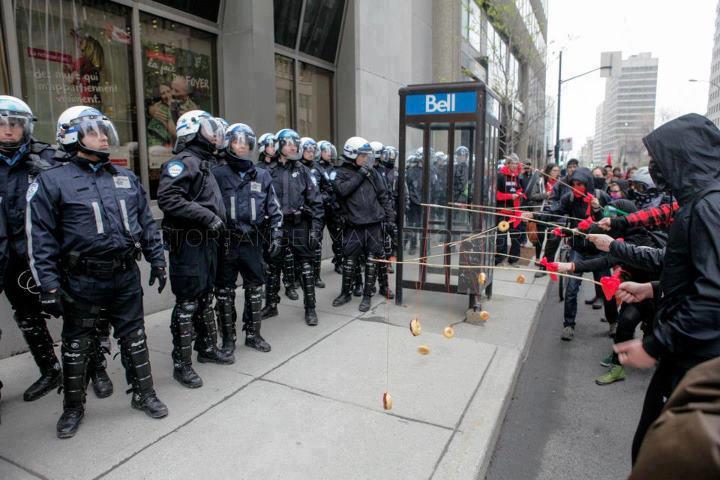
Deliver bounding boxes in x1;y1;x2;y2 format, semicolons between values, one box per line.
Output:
329;171;337;181
26;181;39;201
167;161;185;178
310;175;318;187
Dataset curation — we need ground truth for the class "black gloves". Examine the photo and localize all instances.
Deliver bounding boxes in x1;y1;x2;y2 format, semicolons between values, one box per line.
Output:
149;265;167;294
40;290;63;318
269;229;284;259
208;215;225;232
308;229;321;250
359;166;372;177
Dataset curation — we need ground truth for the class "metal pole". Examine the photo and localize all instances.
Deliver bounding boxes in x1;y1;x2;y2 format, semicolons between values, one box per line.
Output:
554;51;562;164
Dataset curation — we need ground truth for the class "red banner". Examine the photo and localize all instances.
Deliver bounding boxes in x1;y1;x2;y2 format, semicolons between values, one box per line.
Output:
145;50;175;64
27;47;72;65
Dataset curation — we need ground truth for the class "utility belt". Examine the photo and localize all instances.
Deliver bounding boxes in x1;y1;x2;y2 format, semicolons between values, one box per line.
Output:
282;207;311;226
162;225;221;252
61;289;103;326
63;248;140;280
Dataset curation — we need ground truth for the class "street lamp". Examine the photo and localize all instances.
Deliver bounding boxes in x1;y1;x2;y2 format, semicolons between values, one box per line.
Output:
554;52;612;164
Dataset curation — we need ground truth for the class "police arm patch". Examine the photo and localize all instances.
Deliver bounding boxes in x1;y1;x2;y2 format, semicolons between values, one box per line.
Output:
26;181;39;201
167;161;185;178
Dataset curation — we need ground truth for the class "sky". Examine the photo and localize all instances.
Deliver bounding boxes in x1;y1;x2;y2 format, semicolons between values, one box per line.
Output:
545;0;717;157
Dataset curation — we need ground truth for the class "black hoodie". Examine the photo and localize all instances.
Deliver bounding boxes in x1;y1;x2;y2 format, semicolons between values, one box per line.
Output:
538;167;610;253
641;113;720;365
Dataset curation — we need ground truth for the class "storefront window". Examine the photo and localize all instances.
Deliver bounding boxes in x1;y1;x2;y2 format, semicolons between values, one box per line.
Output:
298;62;332;140
275;54;295;130
140;13;218;197
152;0;221;23
15;0;137;174
274;0;303;49
299;0;345;63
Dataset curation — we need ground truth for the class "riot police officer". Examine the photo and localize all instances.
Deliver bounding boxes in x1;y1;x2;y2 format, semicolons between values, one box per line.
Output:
256;132;277;170
0;96;66;403
332;137;393;312
405;152;423;255
157;110;232;390
375;145;400;296
453;146;470;203
27;106;168;438
261;129;323;326
212;124;283;358
300;137;335;289
317;140;343;274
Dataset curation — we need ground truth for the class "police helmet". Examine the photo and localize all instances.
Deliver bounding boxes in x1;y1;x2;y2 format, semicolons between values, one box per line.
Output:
343;136;373;165
0;95;35;152
225;123;256;161
56;106;119;159
174;110;225;153
300;137;317;162
369;141;384;160
275;128;302;160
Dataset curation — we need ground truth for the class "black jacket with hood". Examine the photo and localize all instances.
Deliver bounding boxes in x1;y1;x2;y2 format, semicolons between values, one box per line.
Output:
641;113;720;366
334;157;393;227
538;167;610;253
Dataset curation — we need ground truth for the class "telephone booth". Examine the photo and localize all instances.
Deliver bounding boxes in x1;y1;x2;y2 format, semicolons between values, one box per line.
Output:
396;81;501;312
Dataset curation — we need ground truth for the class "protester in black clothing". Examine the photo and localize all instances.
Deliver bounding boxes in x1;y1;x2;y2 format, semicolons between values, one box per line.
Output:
610;114;720;464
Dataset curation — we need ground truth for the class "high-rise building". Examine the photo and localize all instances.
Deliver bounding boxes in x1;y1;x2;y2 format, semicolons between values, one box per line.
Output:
579;137;594;166
592;103;605;165
707;0;720;125
595;52;658;168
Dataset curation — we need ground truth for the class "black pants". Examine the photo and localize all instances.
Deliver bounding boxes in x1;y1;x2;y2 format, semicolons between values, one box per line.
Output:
612;301;655;364
405;203;422;250
495;220;523;265
343;223;384;260
169;232;219;302
631;359;692;464
61;265;144;340
216;239;265;290
5;253;44;317
325;208;344;259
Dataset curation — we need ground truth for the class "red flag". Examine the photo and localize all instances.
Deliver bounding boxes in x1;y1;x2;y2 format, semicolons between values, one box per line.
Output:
606;153;612;166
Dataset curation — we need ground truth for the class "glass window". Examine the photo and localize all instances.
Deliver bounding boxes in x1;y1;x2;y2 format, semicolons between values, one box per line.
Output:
15;0;138;174
275;54;295;130
274;0;303;49
152;0;221;23
298;62;332;140
0;8;9;93
468;1;482;52
140;13;218;198
299;0;345;63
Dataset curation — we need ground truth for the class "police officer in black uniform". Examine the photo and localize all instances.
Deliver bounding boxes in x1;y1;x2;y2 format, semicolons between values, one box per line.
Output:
375;145;400;296
0;96;66;403
261;129;323;326
27;106;168;438
332;137;394;312
212;123;283;358
317;140;343;274
157;110;232;390
300;137;336;289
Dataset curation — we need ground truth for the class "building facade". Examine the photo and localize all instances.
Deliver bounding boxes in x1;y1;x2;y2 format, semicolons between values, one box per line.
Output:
0;0;547;357
595;51;658;168
707;0;720;125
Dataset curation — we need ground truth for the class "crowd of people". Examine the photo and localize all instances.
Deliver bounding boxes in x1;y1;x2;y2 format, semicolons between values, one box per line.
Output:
496;114;720;478
0;95;401;439
1;93;718;477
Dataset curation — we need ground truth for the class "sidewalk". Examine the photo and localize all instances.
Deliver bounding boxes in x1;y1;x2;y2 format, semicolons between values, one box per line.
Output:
0;262;548;480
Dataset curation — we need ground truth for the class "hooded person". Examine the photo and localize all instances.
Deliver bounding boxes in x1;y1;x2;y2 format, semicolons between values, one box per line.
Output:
495;153;526;265
523;166;612;340
613;113;720;463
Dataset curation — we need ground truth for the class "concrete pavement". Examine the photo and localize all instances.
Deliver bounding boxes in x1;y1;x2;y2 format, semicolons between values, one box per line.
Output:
485;281;653;480
0;261;548;480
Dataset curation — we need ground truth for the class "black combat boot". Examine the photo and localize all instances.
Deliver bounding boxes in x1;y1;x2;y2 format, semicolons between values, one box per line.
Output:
170;301;203;388
57;337;90;439
359;257;378;312
300;261;318;326
243;286;271;352
332;257;355;307
352;260;364;297
195;293;234;365
16;313;62;401
282;248;299;300
378;261;395;300
87;336;113;398
262;262;281;319
314;244;325;288
214;287;237;362
120;328;168;419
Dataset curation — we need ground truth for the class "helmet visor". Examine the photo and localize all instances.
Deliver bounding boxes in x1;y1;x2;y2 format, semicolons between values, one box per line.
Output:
280;135;301;160
302;143;317;161
199;116;226;149
75;117;119;153
227;130;256;159
0;113;33;150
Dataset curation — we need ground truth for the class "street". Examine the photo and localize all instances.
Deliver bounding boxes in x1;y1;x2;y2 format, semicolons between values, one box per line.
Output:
485;282;653;480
